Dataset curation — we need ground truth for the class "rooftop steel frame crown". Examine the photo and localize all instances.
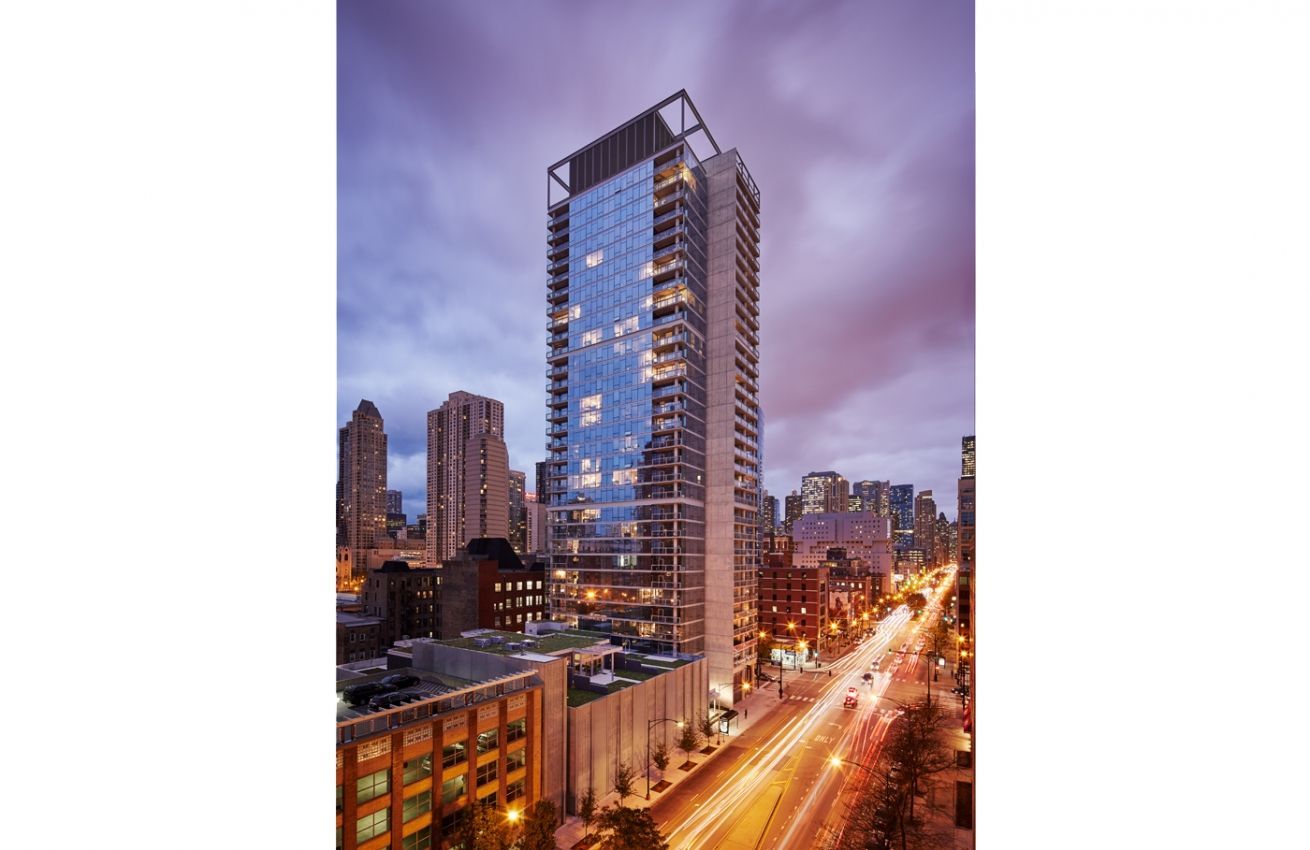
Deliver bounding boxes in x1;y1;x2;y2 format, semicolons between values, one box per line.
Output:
547;90;724;208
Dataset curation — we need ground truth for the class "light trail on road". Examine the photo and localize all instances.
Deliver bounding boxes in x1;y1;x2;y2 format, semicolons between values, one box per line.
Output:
660;566;959;850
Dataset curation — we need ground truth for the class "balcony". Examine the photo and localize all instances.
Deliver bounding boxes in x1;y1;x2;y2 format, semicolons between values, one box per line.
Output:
548;410;567;424
653;309;689;328
548;364;568;379
650;379;686;401
653;241;683;263
548;424;568;436
549;331;568;348
548;287;569;307
653;206;684;231
651;416;685;435
652;364;687;383
652;331;688;352
548;227;569;246
653;188;685;213
652;292;687;315
652;259;686;284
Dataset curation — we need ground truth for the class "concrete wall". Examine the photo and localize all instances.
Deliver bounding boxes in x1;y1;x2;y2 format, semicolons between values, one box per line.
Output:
564;656;707;813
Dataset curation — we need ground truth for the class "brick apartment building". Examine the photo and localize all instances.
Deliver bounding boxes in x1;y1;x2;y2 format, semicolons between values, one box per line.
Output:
363;561;439;648
437;538;547;639
759;554;829;665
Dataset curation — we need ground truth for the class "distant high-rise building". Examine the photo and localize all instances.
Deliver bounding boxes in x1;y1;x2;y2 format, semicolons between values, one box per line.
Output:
337;400;388;578
914;490;937;565
854;480;891;518
385;488;406;537
935;512;951;567
525;490;548;555
509;469;527;555
544;92;762;705
801;471;849;514
535;461;549;512
958;435;975;572
784;491;803;535
890;484;914;552
762;492;778;533
427;391;510;565
848;494;862;512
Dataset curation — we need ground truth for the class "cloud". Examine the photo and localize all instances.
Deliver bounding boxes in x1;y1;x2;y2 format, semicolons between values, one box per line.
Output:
338;0;975;519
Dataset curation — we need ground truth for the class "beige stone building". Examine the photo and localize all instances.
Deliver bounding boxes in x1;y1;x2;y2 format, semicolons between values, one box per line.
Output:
426;391;509;565
338;399;389;580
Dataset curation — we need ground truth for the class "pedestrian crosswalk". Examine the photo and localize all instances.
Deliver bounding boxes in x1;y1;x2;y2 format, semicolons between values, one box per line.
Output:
787;694;817;702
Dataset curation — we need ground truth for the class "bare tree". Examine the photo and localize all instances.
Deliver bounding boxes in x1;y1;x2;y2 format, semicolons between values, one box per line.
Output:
612;761;637;808
577;787;598;841
698;710;717;745
676;723;701;765
651;741;670;780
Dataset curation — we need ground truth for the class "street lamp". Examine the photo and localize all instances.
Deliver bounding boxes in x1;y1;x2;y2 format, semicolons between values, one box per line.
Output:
645;717;684;800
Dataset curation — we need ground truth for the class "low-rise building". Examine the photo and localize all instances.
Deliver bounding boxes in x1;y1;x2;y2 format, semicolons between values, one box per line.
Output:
390;629;707;817
336;655;544;850
363;561;439;648
758;562;829;665
338;612;383;665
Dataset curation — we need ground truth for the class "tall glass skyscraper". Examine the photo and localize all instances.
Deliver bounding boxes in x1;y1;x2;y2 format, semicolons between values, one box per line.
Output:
890;483;915;552
544;92;761;705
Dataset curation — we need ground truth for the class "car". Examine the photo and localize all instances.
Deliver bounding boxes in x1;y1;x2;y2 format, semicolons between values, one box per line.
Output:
341;682;397;706
380;673;420;689
368;690;421;710
844;687;859;708
862;672;873;682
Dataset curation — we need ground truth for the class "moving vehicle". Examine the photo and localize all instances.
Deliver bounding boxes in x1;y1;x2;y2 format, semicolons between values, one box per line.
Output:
844;687;859;708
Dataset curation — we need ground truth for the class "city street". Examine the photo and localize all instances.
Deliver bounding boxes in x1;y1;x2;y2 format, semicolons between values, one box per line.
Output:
652;567;957;850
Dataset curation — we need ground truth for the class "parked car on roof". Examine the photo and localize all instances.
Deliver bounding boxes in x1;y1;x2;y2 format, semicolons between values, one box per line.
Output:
368;690;420;710
342;682;396;706
380;673;420;689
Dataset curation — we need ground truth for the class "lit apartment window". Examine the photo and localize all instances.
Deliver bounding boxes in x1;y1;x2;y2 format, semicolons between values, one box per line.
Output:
506;747;527;772
356;809;389;844
477;729;498;754
356;768;389;803
585;249;604;267
477;760;498;787
507;717;526;743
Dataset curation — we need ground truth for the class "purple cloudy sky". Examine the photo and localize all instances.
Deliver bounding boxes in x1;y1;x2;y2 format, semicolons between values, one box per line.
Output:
338;0;974;521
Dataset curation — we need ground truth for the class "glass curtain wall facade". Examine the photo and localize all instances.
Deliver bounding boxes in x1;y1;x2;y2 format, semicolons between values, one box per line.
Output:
544;93;761;704
890;483;915;552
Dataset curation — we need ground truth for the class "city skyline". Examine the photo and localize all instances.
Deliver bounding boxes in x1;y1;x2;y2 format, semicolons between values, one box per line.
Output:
338;0;975;523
